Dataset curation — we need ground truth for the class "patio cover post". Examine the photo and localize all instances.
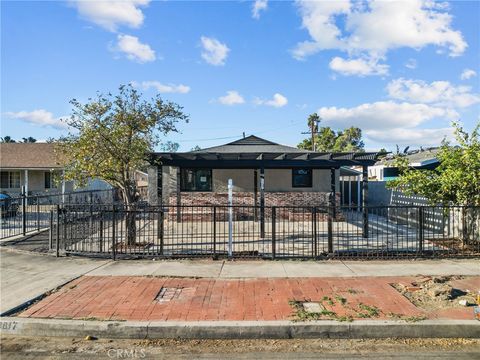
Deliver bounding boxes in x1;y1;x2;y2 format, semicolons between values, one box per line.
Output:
330;168;336;219
260;167;265;238
147;165;160;205
357;176;361;212
362;165;369;238
348;177;352;206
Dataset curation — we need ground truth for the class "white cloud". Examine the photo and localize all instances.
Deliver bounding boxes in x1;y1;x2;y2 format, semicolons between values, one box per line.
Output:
365;127;455;146
115;34;155;63
460;68;477;80
387;78;480;108
252;0;268;19
71;0;150;32
329;56;389;76
5;110;68;130
318;101;458;130
200;36;229;66
293;0;467;76
254;93;288;108
217;91;245;105
405;58;417;69
131;81;190;94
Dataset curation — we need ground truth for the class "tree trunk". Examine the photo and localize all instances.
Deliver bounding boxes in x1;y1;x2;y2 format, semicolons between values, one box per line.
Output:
123;189;137;246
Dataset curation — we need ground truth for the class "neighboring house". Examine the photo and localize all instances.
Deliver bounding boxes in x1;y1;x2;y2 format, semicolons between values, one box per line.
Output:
0;143;74;196
147;135;381;208
368;148;441;181
0;143;150;199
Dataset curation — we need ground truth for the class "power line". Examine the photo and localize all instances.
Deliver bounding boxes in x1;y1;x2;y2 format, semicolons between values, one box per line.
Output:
170;120;305;143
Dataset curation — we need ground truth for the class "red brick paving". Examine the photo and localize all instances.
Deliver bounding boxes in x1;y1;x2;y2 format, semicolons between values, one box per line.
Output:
18;276;479;321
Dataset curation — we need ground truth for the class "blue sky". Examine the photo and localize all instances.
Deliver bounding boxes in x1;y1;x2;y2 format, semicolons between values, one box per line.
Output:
1;0;479;151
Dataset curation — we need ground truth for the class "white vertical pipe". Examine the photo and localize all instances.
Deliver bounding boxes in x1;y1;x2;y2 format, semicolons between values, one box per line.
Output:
24;169;29;195
62;170;66;204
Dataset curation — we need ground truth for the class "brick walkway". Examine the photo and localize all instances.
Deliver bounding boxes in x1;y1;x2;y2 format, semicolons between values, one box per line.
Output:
19;276;479;322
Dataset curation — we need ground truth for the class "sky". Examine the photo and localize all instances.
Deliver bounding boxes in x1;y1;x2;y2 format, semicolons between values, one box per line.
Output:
1;0;479;151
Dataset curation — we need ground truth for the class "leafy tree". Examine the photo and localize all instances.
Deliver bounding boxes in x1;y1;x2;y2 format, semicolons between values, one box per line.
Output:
1;136;16;143
22;137;37;143
159;141;180;152
57;85;189;244
298;126;364;152
387;122;479;244
387;122;480;206
191;145;202;151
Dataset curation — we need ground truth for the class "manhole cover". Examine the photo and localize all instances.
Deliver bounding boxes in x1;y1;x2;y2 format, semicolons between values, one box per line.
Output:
155;287;195;303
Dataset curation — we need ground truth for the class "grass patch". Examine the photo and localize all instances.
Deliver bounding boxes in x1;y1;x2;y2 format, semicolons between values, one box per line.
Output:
387;312;428;322
357;303;380;318
335;295;347;305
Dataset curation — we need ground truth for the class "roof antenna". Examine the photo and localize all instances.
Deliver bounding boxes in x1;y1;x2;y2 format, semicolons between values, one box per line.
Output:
243;132;245;138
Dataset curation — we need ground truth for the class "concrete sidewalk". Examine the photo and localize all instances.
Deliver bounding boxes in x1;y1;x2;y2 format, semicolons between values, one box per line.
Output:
0;248;109;314
87;258;480;278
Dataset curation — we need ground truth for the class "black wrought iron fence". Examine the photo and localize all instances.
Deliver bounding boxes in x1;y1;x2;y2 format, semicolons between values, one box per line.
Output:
0;189;117;240
48;204;480;259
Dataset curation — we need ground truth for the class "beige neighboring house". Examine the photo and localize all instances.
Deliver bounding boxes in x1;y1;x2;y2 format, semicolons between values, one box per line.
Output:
0;143;74;196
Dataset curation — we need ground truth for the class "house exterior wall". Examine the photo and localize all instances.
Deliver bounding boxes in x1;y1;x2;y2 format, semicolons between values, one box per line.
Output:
0;169;73;196
160;167;340;194
158;166;341;208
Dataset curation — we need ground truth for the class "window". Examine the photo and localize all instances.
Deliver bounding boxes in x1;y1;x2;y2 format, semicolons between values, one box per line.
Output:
44;172;52;189
180;169;212;191
292;169;312;188
0;171;21;189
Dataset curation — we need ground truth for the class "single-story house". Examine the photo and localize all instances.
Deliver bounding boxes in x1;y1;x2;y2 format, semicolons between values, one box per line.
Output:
0;143;149;201
147;135;381;210
368;147;440;181
0;143;73;196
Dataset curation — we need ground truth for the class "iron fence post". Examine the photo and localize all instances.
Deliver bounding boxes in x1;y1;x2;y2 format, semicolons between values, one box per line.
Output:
56;205;60;257
99;212;104;253
21;186;26;236
36;197;40;232
271;206;276;259
49;209;53;250
213;206;217;257
418;206;424;253
112;205;116;261
327;208;333;254
228;180;233;259
312;207;317;258
158;209;164;255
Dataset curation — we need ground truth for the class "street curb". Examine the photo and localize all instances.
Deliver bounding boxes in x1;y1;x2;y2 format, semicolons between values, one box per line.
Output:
1;317;479;339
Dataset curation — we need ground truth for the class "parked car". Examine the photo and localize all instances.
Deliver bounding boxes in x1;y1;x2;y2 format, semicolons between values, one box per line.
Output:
0;193;19;218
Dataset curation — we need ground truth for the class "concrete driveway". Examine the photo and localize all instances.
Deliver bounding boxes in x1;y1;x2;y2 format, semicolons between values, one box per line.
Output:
0;248;110;315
